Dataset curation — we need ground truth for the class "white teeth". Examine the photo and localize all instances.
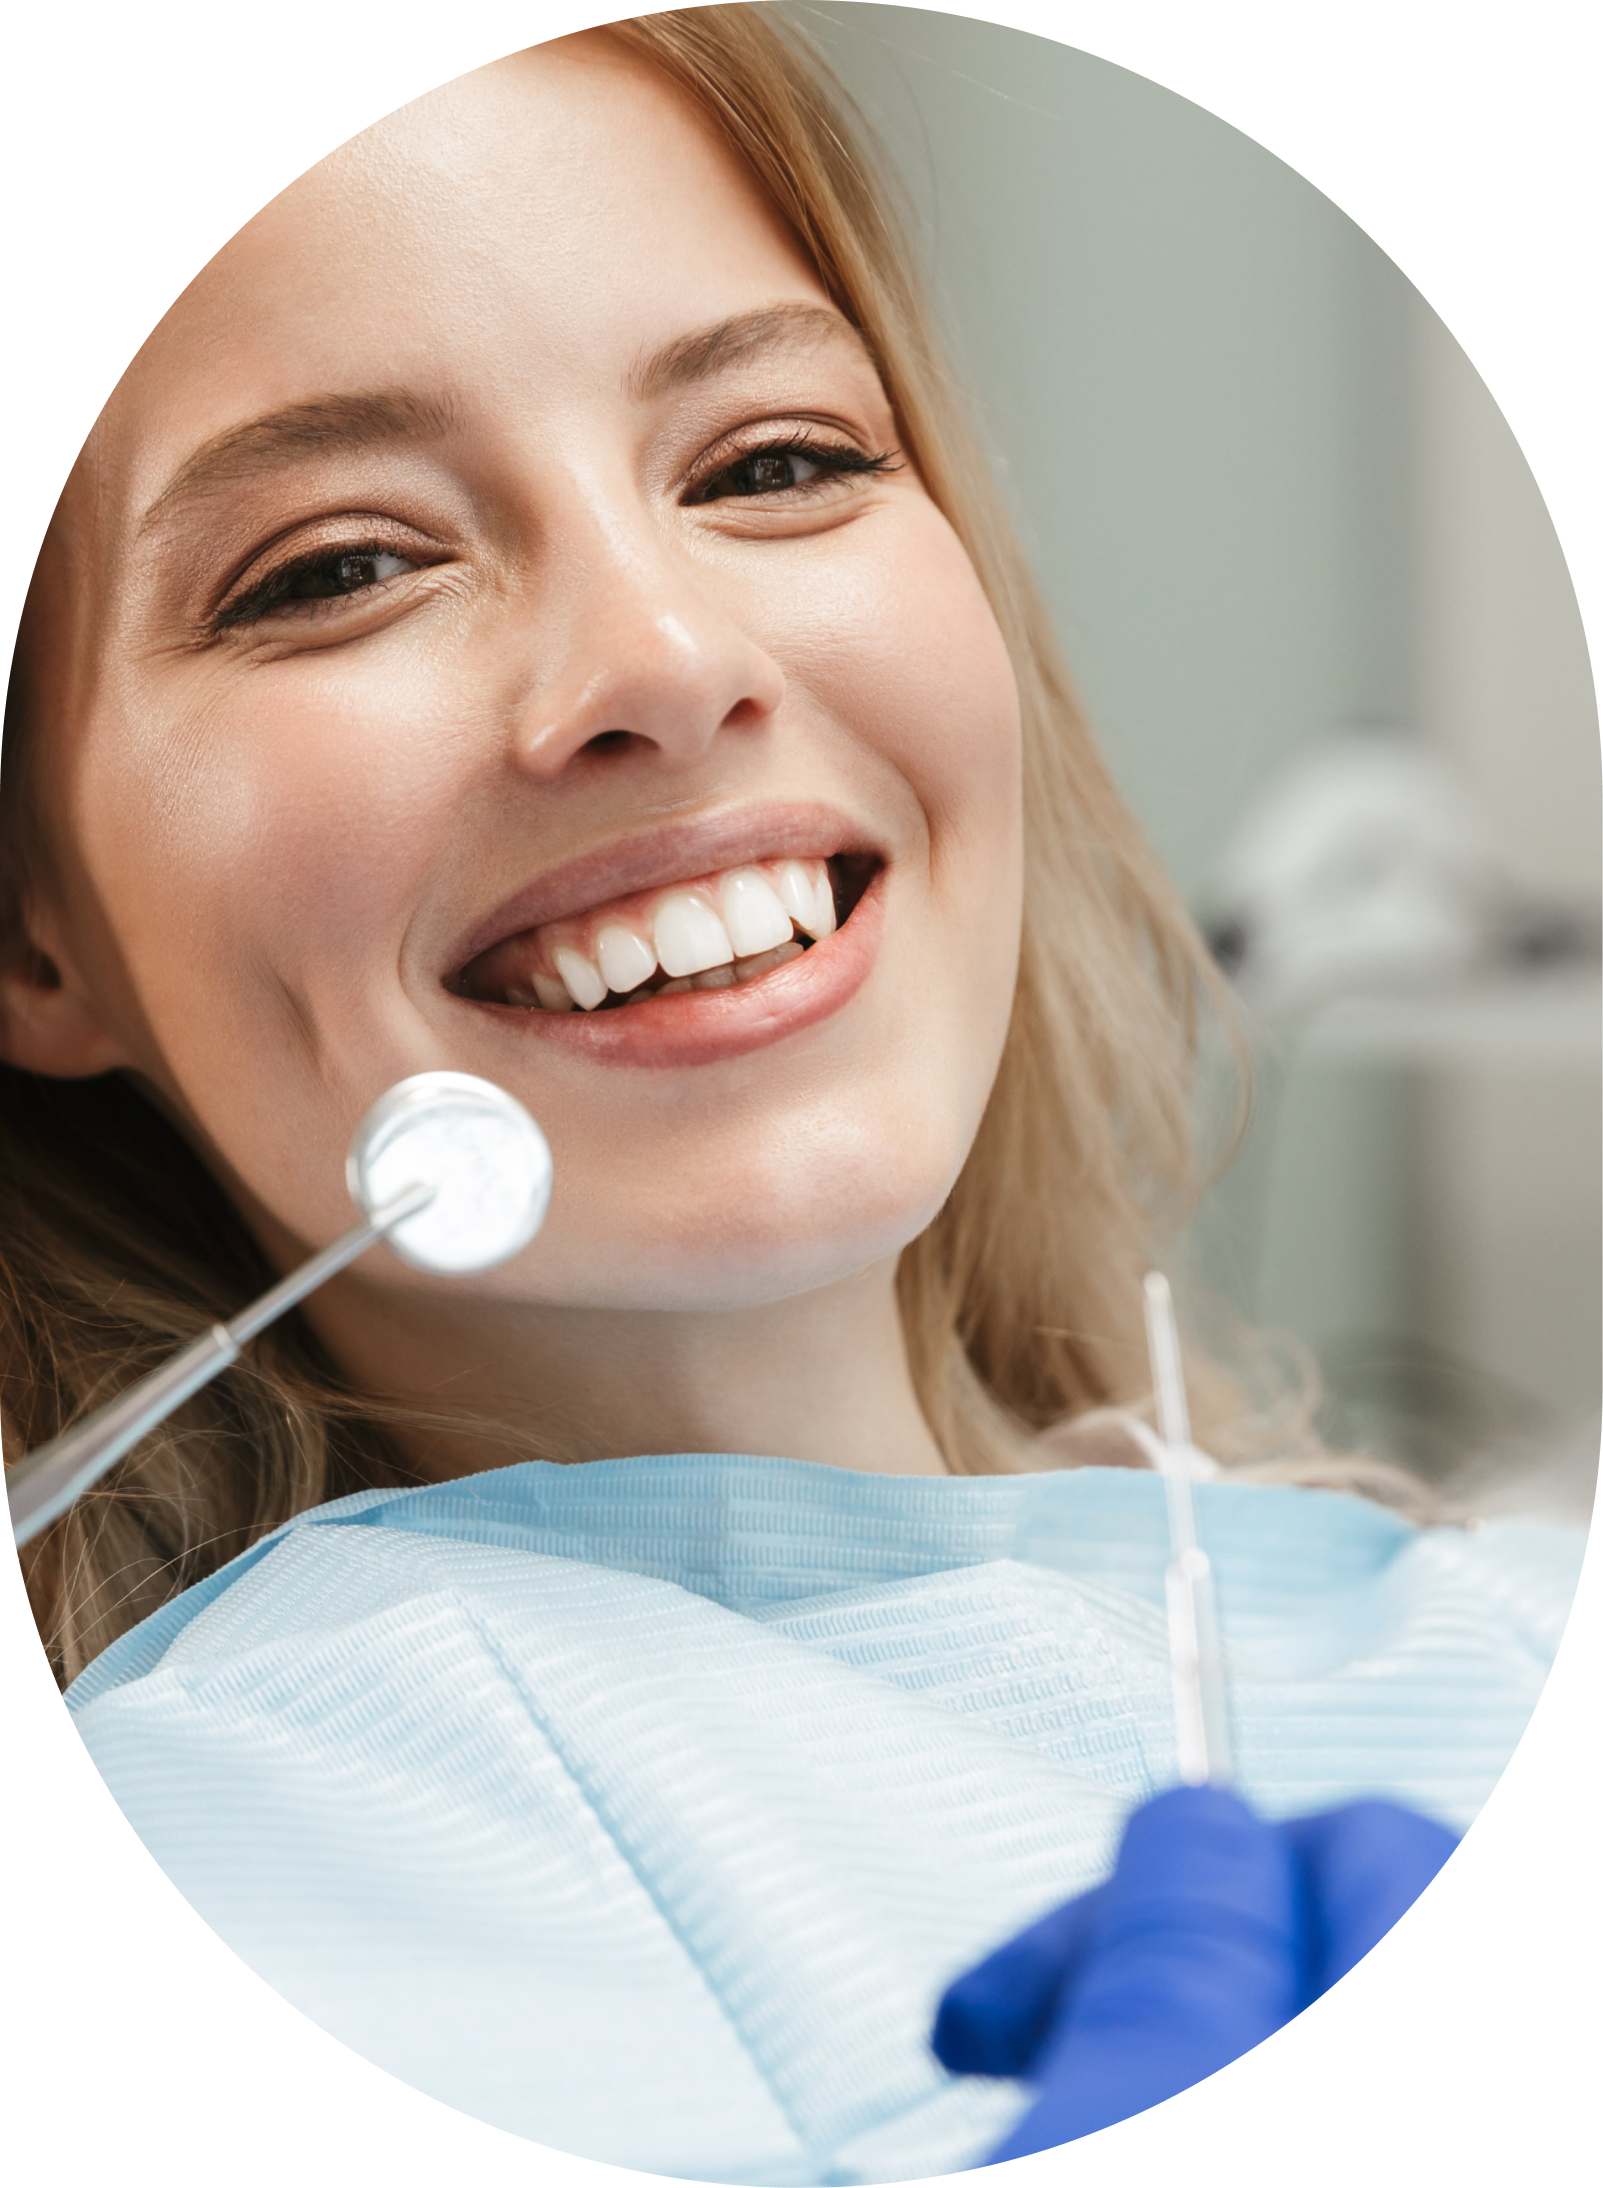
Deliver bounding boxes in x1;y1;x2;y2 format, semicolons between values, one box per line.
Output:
551;945;607;1012
775;859;836;939
652;891;734;978
719;868;794;958
774;861;812;928
733;939;803;984
498;857;843;1012
807;874;837;938
532;974;574;1012
596;923;657;995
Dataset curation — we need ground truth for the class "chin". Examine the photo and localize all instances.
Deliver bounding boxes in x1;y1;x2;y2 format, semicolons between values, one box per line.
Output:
524;1122;965;1313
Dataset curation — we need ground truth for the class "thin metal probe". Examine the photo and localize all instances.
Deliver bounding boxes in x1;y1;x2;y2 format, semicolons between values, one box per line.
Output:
7;1182;433;1550
1143;1270;1234;1787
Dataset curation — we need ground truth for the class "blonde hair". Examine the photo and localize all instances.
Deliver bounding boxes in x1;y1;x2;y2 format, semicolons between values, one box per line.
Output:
2;6;1344;1686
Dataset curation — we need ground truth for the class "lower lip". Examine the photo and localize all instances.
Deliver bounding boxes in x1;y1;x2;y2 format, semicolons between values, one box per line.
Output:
467;869;886;1068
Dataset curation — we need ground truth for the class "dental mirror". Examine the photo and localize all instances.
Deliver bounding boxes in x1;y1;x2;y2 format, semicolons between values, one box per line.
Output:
347;1071;552;1274
8;1072;552;1547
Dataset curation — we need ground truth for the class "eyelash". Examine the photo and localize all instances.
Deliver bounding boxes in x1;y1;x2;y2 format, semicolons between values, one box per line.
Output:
214;545;417;629
683;429;900;506
212;432;898;630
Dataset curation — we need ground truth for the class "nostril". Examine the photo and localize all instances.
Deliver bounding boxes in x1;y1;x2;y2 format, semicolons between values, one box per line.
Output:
581;729;640;759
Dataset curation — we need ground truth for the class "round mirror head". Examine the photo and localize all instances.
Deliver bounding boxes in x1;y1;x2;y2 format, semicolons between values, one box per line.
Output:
347;1072;553;1275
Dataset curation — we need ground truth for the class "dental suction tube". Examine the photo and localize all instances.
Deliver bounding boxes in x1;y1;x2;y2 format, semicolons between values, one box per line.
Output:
7;1072;552;1550
1143;1271;1234;1788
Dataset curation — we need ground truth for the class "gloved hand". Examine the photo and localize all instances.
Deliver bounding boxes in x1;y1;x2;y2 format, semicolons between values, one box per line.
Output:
933;1784;1457;2158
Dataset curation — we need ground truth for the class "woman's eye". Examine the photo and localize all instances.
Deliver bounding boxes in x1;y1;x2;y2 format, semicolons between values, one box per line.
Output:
220;546;420;626
688;439;892;506
704;449;827;498
279;547;416;601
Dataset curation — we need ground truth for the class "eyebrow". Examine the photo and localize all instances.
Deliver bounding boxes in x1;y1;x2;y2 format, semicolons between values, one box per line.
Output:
627;302;875;401
138;389;458;536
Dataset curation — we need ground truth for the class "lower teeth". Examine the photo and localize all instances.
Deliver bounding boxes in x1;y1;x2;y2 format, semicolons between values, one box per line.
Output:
733;940;803;984
642;939;802;1002
501;936;809;1012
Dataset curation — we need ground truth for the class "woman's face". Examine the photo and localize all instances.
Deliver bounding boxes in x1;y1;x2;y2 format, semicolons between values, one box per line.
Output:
17;37;1024;1315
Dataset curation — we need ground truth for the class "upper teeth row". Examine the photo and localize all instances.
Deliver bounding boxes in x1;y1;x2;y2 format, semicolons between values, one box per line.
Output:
514;858;838;1012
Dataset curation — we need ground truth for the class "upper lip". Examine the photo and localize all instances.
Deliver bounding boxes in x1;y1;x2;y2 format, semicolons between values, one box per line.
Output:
448;800;882;975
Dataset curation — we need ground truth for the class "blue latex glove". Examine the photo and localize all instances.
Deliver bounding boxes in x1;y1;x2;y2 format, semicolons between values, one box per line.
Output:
933;1785;1457;2158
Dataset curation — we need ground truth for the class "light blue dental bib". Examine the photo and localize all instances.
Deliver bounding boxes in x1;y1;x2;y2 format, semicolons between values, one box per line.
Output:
68;1457;1583;2183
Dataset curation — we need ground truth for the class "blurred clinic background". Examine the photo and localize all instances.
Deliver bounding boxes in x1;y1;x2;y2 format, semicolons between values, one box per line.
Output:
805;5;1600;1515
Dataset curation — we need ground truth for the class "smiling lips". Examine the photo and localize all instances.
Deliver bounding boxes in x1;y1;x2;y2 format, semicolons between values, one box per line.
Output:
457;855;842;1012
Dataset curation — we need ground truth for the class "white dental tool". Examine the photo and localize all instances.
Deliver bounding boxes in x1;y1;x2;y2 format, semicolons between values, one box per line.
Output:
7;1071;552;1549
1143;1270;1234;1787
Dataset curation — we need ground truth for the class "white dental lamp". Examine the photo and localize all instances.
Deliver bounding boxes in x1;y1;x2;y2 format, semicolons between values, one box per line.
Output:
7;1072;552;1548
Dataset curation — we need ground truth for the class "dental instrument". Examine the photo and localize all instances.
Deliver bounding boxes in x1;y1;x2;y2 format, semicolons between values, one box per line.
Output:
7;1071;551;1549
1143;1270;1233;1786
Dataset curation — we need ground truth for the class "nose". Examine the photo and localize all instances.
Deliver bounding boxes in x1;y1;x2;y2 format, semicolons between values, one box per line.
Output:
506;517;786;782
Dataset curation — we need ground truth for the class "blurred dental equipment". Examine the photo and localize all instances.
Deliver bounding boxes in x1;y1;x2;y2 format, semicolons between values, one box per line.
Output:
1143;1271;1233;1787
1205;733;1600;1015
7;1072;551;1549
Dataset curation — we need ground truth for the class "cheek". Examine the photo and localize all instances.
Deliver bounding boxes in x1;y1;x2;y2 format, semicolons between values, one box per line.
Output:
851;529;1025;1139
64;668;470;1240
86;671;457;1025
787;517;1026;1086
777;511;1024;871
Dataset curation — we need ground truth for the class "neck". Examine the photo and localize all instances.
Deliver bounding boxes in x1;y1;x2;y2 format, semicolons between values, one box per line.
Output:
305;1255;949;1481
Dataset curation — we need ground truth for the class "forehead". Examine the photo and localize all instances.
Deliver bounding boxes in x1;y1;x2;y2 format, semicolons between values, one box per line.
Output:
86;37;830;524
